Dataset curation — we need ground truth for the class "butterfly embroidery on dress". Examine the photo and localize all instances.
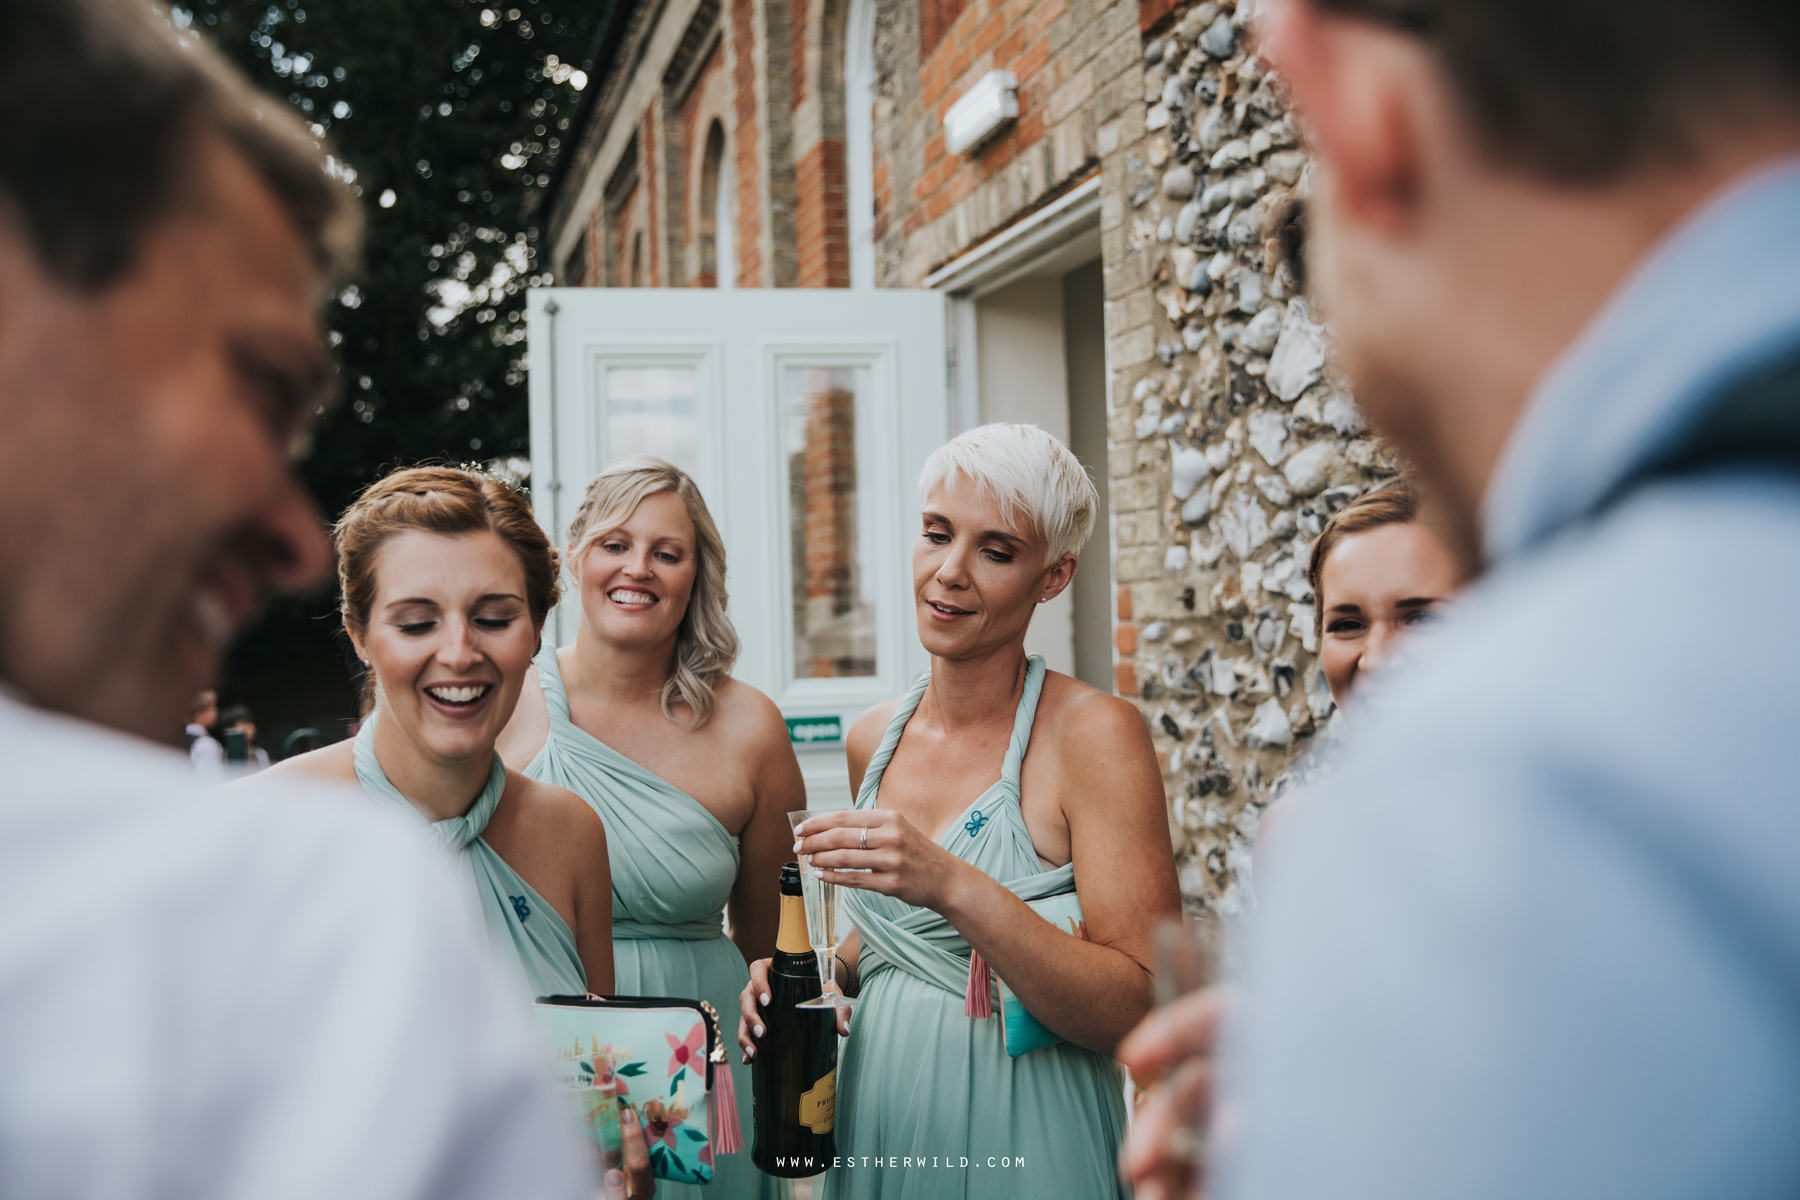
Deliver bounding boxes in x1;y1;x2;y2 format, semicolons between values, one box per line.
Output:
964;810;990;837
509;895;531;921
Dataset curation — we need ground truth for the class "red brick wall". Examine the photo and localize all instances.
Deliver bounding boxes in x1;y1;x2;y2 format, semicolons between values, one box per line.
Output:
921;0;970;57
584;205;603;286
794;138;849;287
730;0;764;286
791;0;810;106
554;0;1121;291
612;181;639;287
911;0;1074;235
800;375;859;675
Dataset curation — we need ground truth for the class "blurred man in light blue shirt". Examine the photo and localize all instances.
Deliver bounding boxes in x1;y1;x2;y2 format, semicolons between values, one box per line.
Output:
1125;1;1800;1198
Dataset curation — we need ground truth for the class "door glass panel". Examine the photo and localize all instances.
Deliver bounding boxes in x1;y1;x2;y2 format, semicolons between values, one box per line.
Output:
784;365;877;678
606;365;698;474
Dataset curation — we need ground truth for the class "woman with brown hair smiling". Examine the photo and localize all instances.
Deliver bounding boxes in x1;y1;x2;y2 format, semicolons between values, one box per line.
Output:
264;466;615;999
1307;478;1465;712
1254;478;1468;858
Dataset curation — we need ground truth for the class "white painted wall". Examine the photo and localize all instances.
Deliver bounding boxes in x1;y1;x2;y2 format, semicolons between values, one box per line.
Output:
976;274;1076;678
1062;259;1113;695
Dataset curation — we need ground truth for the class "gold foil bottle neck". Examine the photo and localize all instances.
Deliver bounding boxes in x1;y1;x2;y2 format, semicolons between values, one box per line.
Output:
776;891;811;955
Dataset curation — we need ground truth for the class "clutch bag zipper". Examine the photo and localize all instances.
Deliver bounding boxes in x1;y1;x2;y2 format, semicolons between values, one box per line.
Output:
544;992;721;1089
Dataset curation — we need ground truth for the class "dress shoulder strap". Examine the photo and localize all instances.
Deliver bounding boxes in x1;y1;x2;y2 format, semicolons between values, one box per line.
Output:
353;711;504;849
859;655;1047;809
855;668;933;808
534;640;572;723
997;655;1047;793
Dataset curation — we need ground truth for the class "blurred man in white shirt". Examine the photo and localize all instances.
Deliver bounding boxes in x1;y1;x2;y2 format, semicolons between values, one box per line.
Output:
0;2;593;1195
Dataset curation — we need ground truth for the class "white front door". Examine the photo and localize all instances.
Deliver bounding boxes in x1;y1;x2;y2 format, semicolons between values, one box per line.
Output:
526;288;948;807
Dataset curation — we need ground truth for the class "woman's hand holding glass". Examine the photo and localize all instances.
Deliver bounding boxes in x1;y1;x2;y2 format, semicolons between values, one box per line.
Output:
790;809;971;911
1116;918;1230;1200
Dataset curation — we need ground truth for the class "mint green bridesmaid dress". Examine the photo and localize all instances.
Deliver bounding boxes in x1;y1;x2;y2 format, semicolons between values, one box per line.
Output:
825;655;1130;1200
353;715;587;997
525;644;771;1199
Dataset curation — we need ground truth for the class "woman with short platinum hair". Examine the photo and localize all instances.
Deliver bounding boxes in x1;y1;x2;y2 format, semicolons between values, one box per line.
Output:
917;421;1098;565
741;423;1181;1200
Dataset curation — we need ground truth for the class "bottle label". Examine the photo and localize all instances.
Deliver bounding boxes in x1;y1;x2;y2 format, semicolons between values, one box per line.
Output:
776;892;811;956
799;1068;836;1134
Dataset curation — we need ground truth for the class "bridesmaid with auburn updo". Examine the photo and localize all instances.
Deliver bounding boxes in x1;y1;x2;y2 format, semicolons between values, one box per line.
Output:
265;466;615;998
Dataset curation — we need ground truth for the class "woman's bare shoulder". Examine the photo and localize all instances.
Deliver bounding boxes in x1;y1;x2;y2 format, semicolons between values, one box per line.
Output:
506;770;607;845
842;698;902;795
252;740;357;787
1038;669;1151;746
711;675;788;735
508;770;597;821
847;698;901;754
707;675;804;767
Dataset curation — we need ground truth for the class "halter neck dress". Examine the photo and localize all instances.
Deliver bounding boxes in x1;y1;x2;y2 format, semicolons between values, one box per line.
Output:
353;715;586;997
524;643;768;1200
824;655;1129;1200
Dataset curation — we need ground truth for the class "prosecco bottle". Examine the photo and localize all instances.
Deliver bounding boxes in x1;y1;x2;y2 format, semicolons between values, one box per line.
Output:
751;862;839;1178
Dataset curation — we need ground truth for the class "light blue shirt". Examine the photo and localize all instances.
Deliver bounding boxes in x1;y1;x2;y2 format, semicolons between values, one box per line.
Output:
1220;158;1800;1199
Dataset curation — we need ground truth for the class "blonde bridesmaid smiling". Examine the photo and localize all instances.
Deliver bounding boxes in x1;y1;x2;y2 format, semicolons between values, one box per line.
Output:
499;456;801;1200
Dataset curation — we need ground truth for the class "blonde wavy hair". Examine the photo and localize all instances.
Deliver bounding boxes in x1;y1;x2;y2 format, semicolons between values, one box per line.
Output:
564;457;738;728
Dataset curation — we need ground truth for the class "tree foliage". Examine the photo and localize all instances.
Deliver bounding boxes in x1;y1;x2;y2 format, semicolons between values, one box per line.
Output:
177;0;599;735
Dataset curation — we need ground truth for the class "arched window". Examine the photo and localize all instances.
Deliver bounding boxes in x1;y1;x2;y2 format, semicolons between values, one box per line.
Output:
698;120;736;289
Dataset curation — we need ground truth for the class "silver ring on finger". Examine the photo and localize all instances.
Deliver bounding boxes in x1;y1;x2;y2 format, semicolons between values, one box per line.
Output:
859;825;869;848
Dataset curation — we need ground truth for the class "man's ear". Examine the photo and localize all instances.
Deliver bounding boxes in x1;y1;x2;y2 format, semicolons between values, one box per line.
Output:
1258;0;1427;238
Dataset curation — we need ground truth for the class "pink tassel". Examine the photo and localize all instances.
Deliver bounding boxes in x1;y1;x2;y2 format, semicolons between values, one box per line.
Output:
709;1054;743;1154
964;949;994;1018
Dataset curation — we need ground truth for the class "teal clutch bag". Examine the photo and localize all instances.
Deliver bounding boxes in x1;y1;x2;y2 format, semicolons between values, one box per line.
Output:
996;890;1086;1057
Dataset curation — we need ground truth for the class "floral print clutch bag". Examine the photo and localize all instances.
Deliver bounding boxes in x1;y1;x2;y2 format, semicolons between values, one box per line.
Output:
533;994;742;1183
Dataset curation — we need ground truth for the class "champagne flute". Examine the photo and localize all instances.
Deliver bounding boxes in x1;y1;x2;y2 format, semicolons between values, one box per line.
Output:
788;810;858;1010
1152;914;1221;1007
1138;915;1224;1173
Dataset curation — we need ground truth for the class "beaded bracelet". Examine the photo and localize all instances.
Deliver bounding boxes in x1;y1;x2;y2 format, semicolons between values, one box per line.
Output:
835;952;858;998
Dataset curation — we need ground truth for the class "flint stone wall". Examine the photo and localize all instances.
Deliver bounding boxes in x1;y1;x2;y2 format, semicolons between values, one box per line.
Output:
1100;0;1395;913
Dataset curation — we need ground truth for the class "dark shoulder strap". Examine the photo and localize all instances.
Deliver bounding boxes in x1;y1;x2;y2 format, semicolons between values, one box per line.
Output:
1606;346;1800;508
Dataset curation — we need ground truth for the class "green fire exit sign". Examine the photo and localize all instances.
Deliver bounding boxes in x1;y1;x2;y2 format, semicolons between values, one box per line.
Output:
786;716;843;745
